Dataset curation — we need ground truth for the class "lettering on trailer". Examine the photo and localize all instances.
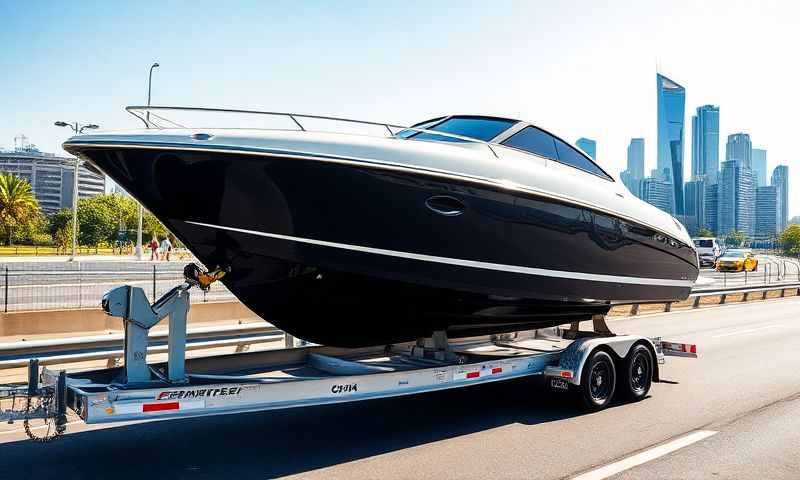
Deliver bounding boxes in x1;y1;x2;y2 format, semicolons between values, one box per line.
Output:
331;384;358;394
156;387;243;401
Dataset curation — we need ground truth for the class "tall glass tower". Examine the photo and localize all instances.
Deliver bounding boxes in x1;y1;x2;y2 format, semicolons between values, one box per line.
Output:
725;133;752;168
751;148;767;187
691;105;720;185
656;73;686;215
771;165;789;231
621;138;645;198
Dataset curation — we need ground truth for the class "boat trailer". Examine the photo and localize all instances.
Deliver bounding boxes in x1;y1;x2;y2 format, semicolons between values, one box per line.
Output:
1;265;697;443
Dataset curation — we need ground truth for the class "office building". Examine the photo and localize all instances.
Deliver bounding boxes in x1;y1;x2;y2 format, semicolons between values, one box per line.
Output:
755;186;778;236
772;165;789;232
621;138;645;198
718;160;756;236
704;183;719;234
725;133;752;168
641;174;673;214
751;148;767;187
656;73;686;215
691;105;720;184
576;138;596;160
0;146;105;215
683;180;705;235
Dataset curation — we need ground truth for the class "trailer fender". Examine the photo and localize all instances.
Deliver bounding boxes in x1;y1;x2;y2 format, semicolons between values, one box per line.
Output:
550;336;659;385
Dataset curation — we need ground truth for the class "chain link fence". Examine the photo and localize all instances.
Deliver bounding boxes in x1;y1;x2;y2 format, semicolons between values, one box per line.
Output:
0;261;234;312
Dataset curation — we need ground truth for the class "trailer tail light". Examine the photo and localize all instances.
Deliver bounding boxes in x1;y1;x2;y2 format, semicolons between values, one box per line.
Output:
660;341;699;358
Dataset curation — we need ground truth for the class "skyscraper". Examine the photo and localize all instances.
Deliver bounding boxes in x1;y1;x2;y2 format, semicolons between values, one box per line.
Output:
683;180;705;235
755;185;777;237
751;148;767;187
641;174;673;214
656;73;686;215
725;133;752;168
690;105;720;184
772;165;789;232
704;183;719;234
576;138;596;160
621;138;645;198
718;160;756;236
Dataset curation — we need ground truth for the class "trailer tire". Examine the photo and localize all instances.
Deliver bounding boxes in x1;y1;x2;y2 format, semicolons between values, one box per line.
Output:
579;350;616;411
620;344;653;402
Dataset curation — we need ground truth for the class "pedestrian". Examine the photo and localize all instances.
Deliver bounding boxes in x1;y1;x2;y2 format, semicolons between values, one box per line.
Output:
149;236;159;261
160;236;173;261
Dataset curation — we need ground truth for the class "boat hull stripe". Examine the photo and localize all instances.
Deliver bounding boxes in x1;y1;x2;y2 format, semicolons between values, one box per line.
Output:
185;221;693;287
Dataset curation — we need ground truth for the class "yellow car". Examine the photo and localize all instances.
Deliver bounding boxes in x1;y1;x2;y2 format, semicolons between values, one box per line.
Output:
716;250;758;272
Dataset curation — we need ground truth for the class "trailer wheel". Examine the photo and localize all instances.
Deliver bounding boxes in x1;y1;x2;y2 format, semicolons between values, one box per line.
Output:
579;350;616;411
621;344;653;401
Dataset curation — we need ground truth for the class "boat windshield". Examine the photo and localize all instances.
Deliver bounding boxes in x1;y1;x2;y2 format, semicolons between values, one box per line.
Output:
398;116;516;143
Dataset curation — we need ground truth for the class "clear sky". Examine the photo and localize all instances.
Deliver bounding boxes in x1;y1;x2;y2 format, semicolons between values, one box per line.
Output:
1;0;797;216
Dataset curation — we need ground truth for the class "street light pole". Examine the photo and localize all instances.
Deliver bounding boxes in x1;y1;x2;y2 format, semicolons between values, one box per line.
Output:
136;62;159;260
54;121;99;261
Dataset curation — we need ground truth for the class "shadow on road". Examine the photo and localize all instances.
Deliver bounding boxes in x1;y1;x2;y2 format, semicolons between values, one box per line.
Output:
0;377;597;479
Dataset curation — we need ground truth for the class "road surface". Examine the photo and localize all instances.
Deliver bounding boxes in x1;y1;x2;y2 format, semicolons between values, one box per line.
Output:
0;296;798;479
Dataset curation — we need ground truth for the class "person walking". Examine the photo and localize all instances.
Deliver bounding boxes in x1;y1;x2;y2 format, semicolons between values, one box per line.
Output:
149;236;159;261
160;236;173;261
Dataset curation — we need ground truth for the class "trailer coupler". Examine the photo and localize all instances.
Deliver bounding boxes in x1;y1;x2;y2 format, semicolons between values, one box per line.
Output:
0;359;68;442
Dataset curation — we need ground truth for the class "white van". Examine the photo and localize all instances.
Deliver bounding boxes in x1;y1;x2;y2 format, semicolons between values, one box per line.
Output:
692;237;721;267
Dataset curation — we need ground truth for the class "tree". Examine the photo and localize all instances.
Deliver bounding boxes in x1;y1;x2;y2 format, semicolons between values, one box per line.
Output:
0;172;40;245
49;208;75;253
724;230;746;247
143;211;168;240
778;224;800;256
696;227;715;237
76;194;141;247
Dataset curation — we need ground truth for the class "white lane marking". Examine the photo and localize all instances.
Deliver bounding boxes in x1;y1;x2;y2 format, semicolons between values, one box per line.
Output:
712;324;784;338
571;430;718;480
0;420;82;436
185;221;694;288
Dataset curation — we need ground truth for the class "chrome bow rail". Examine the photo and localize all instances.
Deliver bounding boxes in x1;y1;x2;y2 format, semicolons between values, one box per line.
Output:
125;106;500;157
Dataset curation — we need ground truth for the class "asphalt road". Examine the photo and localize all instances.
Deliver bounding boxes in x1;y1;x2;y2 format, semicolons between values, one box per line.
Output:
0;295;798;479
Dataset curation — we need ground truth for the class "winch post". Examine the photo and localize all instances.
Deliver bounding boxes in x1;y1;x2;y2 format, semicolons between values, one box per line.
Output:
102;284;192;384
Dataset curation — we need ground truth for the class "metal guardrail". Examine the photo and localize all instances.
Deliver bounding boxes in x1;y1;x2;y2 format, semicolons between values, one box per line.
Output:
622;282;800;316
0;282;797;371
0;323;282;369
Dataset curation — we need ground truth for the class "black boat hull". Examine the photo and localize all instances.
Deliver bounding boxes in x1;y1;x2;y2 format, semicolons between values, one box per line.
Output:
66;145;698;346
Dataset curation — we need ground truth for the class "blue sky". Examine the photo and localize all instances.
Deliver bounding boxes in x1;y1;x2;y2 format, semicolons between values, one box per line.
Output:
1;0;797;216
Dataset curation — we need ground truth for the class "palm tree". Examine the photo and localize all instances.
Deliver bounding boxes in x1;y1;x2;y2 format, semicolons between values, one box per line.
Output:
0;172;40;246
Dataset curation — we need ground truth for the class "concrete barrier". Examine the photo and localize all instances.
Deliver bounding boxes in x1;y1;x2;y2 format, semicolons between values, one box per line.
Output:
0;301;260;337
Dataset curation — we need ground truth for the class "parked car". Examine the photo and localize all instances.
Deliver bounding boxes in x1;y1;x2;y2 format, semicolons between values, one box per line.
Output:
693;237;721;267
716;249;758;272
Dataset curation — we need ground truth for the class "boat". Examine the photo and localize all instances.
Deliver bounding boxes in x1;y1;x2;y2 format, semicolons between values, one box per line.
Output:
63;106;699;347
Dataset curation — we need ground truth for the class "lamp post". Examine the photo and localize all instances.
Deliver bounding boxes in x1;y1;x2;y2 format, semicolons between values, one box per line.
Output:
54;121;99;260
136;62;159;260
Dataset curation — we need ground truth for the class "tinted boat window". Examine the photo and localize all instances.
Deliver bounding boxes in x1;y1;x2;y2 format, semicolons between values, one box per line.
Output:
501;126;558;159
395;118;445;139
409;117;515;143
553;138;612;180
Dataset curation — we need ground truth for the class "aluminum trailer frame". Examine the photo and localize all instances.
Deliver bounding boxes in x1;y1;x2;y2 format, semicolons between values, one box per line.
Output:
3;275;696;441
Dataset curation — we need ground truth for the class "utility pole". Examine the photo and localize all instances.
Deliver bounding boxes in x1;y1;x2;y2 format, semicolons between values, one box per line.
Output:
54;121;99;260
136;62;160;260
